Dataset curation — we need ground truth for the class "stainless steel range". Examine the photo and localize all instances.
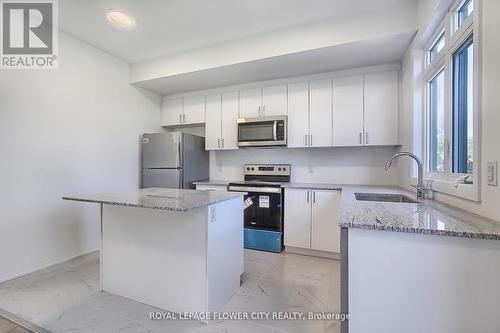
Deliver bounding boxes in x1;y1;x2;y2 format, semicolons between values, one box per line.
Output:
228;164;290;253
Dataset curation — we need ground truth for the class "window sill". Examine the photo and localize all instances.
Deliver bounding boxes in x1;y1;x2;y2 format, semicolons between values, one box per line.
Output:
422;177;480;202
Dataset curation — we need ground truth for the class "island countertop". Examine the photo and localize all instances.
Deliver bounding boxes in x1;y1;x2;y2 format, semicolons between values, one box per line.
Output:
63;188;246;212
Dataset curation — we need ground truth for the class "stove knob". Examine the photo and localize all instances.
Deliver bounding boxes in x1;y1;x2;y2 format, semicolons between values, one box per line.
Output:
278;167;282;171
251;167;255;171
246;167;250;171
283;167;287;171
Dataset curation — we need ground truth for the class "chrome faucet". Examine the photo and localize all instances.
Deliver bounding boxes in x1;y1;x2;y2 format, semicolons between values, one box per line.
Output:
385;152;427;200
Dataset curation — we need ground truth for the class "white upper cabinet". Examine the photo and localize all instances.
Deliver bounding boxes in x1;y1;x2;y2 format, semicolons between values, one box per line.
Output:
205;91;239;150
162;95;205;126
239;85;287;118
220;91;239;150
183;95;205;124
205;93;222;150
287;82;310;148
364;71;399;146
162;98;183;126
309;79;333;147
333;75;364;146
261;85;287;117
311;190;341;253
163;67;399;148
238;88;261;118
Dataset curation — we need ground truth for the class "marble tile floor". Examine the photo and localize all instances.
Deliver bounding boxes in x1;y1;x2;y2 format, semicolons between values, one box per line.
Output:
0;250;341;333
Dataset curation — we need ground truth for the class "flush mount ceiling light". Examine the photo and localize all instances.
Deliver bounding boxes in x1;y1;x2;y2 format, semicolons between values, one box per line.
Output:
105;9;137;30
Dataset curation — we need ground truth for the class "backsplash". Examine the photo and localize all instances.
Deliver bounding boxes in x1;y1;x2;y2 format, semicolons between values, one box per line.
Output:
209;146;400;185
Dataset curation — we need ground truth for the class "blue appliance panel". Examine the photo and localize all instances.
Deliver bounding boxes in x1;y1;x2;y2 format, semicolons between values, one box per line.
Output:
244;228;282;253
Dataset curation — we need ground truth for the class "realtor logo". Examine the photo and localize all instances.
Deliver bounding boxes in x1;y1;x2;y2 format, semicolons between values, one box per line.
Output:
1;0;58;69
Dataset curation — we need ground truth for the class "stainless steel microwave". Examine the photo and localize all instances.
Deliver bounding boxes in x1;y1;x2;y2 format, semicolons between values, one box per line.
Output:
237;116;287;147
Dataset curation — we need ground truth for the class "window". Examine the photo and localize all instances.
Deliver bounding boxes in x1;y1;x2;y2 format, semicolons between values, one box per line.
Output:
457;0;473;27
428;33;445;64
452;36;474;174
428;70;445;173
420;0;478;200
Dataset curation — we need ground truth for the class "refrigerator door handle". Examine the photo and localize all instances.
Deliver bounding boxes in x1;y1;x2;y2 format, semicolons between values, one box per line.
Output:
177;140;182;167
178;169;183;189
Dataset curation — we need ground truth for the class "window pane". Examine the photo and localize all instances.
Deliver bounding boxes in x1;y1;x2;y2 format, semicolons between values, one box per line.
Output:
453;37;473;174
429;33;445;63
428;70;445;173
458;0;473;27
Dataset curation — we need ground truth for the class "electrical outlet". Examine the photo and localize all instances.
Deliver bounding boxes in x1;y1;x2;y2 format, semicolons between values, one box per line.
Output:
487;161;498;186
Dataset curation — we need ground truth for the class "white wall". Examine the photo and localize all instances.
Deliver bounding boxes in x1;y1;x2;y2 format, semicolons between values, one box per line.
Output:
210;148;399;185
0;32;162;282
399;0;500;222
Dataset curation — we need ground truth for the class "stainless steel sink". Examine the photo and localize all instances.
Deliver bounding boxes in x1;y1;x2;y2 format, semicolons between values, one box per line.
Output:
354;192;420;204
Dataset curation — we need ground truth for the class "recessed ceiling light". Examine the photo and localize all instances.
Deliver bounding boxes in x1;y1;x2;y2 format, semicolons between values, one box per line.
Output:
105;9;136;30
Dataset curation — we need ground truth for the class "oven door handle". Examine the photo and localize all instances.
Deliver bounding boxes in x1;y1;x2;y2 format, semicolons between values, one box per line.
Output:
273;121;278;141
228;186;281;193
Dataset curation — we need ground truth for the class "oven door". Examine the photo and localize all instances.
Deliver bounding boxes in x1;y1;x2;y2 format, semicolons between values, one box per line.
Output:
237;117;286;147
228;185;283;231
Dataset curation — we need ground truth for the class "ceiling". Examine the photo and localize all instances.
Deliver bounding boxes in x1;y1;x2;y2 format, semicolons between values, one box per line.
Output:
59;0;417;64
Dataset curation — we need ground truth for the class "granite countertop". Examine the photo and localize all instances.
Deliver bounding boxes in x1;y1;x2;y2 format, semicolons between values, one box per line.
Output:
63;188;245;212
339;186;500;240
195;180;500;240
193;180;232;186
194;180;343;190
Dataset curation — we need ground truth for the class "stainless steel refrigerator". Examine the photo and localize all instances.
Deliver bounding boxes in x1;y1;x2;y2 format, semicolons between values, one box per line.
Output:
141;132;209;189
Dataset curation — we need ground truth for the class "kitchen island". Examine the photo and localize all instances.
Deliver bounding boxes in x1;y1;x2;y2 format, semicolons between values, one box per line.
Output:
63;188;245;314
338;186;500;333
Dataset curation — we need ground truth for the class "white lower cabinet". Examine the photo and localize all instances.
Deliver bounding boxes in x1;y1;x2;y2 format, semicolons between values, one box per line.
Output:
284;188;341;253
283;189;311;248
310;190;341;252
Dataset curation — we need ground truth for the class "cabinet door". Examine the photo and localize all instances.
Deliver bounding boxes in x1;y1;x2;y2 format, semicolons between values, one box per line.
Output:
309;80;333;147
205;93;222;150
284;189;311;249
162;98;183;126
311;190;341;253
239;88;262;118
333;75;364;146
287;82;309;148
183;95;206;124
221;91;239;150
364;71;399;145
262;85;287;117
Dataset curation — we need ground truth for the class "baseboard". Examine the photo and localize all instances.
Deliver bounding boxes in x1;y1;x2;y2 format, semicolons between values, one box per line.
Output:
285;246;340;260
0;242;99;284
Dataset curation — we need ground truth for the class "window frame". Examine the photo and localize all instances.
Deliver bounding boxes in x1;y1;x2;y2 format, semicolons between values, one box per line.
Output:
420;0;481;201
425;68;447;175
